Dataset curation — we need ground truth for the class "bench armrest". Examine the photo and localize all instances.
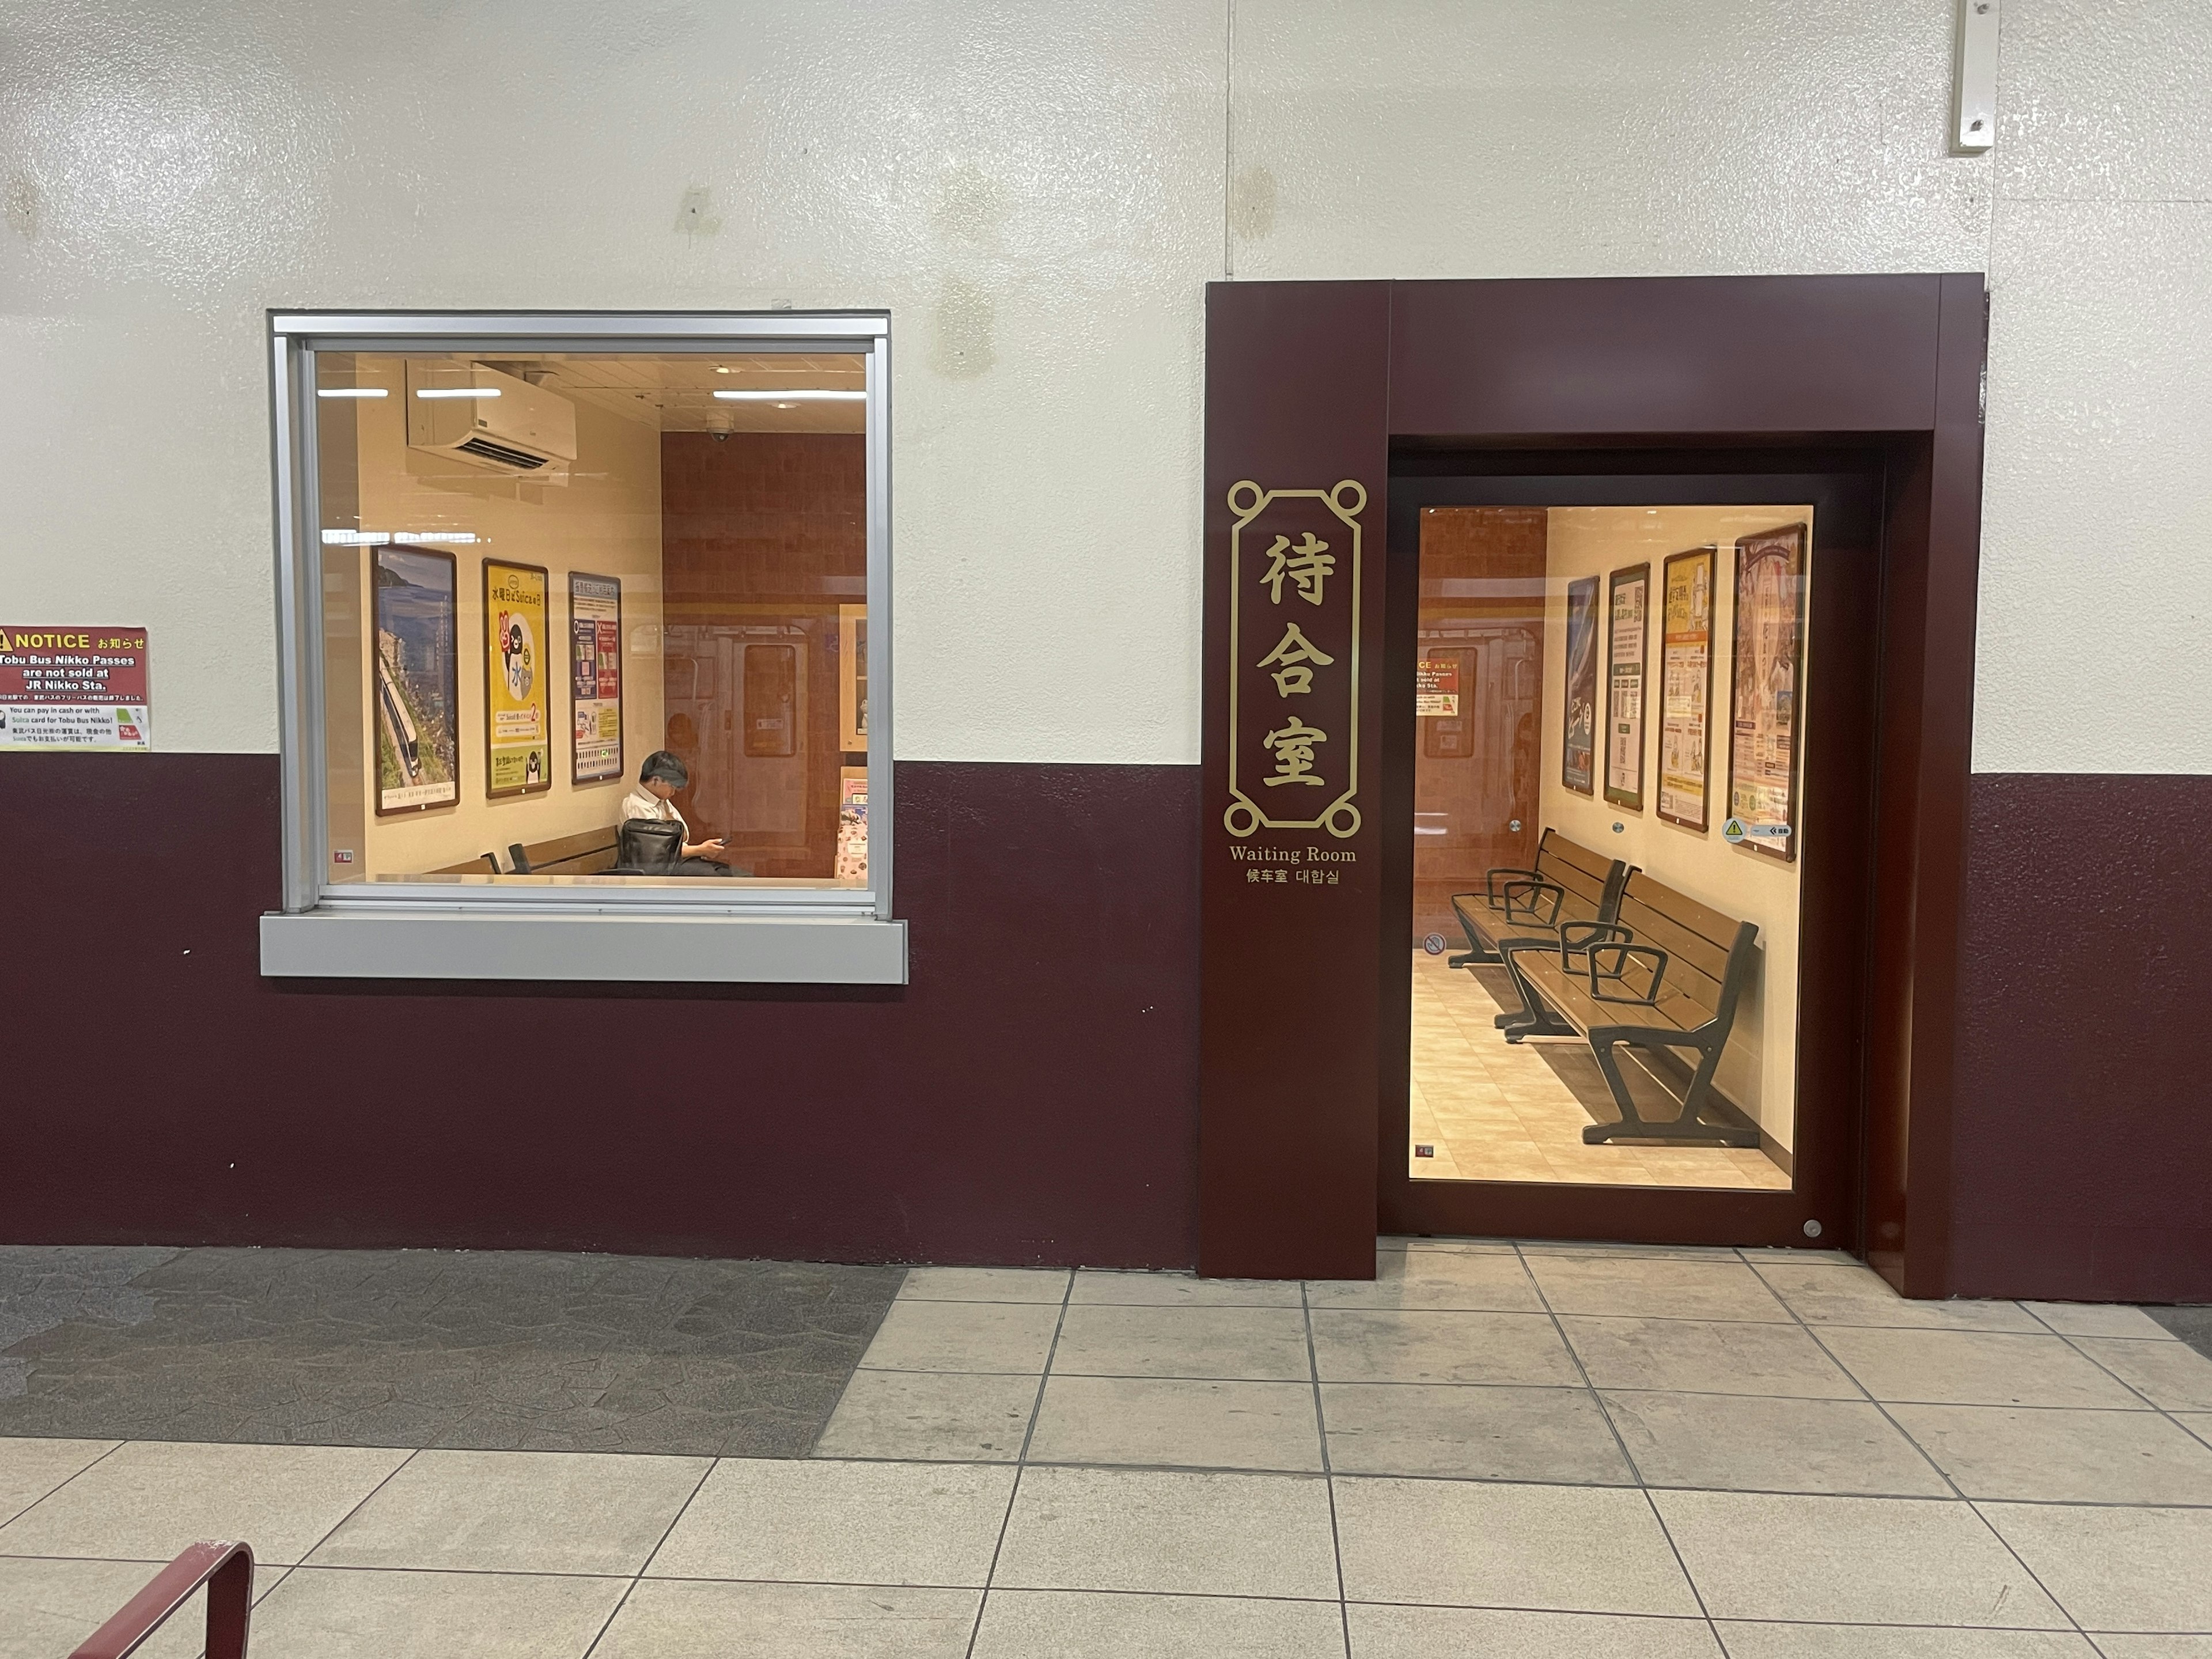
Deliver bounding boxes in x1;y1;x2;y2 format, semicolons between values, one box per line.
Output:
71;1540;254;1659
1482;865;1543;900
1499;877;1565;928
1558;921;1630;963
1587;942;1669;1005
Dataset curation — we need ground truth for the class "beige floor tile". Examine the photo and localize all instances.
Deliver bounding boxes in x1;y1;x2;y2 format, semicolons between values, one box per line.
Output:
0;1437;116;1527
1335;1475;1698;1614
1310;1310;1580;1386
247;1564;624;1659
0;1440;411;1566
993;1466;1338;1599
306;1448;708;1574
2181;1411;2212;1448
1653;1491;2065;1627
1047;1305;1312;1381
2092;1641;2212;1658
1819;1328;2149;1408
0;1554;287;1659
1307;1247;1542;1313
1752;1264;2041;1332
1380;1236;1517;1254
858;1300;1062;1374
647;1459;1015;1588
1067;1270;1303;1308
1521;1240;1749;1260
1529;1255;1791;1321
1026;1376;1321;1472
899;1267;1071;1304
1889;1403;2212;1503
1562;1316;1859;1399
972;1588;1344;1658
1979;1501;2212;1632
1349;1603;1725;1657
1322;1382;1633;1483
1601;1391;1950;1495
814;1369;1039;1463
2070;1335;2212;1410
594;1580;980;1659
2022;1302;2177;1340
1712;1624;2097;1656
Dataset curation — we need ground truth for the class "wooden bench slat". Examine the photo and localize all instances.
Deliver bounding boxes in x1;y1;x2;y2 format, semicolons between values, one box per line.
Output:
1546;836;1618;884
518;827;620;868
1615;893;1733;988
1620;872;1740;954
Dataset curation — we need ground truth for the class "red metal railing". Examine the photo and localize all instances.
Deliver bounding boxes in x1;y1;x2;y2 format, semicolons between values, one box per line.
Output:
70;1540;253;1659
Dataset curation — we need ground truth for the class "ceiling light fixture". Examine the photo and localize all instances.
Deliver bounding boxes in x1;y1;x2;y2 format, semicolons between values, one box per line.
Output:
316;387;389;399
715;366;732;373
711;389;865;402
414;387;502;399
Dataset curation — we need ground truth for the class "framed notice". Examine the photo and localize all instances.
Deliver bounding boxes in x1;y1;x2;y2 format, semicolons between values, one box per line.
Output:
1728;522;1808;861
483;559;552;797
1561;576;1599;794
1604;564;1649;810
569;572;623;785
1657;547;1715;831
835;765;869;882
0;624;150;751
371;548;460;813
838;604;868;753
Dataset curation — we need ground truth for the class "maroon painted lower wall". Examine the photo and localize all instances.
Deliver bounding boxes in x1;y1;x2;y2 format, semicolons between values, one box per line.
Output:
1949;772;2212;1302
0;756;1200;1268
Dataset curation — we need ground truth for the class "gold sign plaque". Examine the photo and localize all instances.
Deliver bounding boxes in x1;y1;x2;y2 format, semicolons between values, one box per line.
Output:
1224;479;1365;840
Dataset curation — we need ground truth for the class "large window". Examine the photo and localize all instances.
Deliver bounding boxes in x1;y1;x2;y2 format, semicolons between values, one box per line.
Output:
266;313;898;982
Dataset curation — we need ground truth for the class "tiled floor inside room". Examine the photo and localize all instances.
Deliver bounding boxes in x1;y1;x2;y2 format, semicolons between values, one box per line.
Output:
1409;950;1792;1190
7;1240;2212;1656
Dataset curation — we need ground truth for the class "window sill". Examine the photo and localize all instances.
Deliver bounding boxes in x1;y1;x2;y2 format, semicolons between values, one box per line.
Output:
259;908;907;984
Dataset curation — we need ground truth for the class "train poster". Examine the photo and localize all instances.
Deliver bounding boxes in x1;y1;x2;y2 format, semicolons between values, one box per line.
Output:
569;573;623;784
483;559;552;797
370;549;459;813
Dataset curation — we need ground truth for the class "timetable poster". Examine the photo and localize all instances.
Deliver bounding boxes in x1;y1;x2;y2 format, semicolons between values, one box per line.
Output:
1728;523;1808;860
1604;564;1649;811
1657;547;1714;831
372;548;460;813
569;573;623;784
483;559;552;797
1561;576;1599;794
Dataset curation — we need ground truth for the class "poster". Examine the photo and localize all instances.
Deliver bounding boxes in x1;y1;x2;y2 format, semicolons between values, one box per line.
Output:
1561;577;1598;794
371;550;459;813
1657;547;1714;831
1604;564;1649;810
569;573;623;784
835;766;869;882
0;626;149;750
1415;657;1459;718
1728;522;1808;860
483;559;551;797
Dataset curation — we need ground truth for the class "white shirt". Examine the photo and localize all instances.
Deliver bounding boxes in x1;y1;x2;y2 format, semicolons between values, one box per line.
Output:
620;787;687;835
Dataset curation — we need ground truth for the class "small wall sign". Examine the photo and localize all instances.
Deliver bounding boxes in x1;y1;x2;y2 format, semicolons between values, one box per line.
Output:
0;626;150;750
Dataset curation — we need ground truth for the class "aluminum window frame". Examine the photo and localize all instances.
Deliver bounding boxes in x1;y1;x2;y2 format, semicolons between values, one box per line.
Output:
268;309;894;927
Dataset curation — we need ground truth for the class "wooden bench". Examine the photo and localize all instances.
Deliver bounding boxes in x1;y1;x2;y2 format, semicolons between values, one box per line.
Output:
431;852;498;875
507;825;620;876
1448;830;1629;1034
1514;867;1763;1147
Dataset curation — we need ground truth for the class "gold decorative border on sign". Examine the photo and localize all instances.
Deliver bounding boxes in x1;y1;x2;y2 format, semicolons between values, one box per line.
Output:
1224;478;1366;840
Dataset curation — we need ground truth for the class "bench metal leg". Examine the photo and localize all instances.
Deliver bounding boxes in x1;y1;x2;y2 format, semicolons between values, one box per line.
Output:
1580;1032;1762;1148
1494;942;1578;1039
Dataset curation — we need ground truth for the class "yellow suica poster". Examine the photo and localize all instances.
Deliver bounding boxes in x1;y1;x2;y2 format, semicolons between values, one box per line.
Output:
483;560;551;797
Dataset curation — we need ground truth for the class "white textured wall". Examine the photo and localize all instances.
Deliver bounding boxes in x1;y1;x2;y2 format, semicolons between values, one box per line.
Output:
1;1;2206;771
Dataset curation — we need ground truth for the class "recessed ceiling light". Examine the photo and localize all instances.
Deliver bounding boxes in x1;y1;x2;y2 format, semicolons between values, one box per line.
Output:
775;402;797;410
317;387;389;399
711;389;863;402
415;388;501;399
715;366;732;374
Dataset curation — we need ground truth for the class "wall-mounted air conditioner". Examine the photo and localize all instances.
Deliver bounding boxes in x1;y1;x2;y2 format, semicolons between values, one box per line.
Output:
405;361;578;478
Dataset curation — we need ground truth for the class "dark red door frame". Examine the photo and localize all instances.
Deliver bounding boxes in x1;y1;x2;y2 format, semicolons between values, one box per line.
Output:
1199;275;1985;1292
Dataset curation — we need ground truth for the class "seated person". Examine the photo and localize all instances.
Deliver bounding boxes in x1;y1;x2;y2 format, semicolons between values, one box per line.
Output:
619;751;730;875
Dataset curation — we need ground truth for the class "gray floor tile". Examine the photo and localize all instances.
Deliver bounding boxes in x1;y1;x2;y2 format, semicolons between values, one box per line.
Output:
1819;1328;2149;1408
0;1553;286;1659
1027;1376;1321;1472
0;1439;410;1565
1380;1236;1518;1255
1310;1310;1580;1386
1601;1391;1950;1495
1889;1403;2212;1503
1978;1501;2212;1633
306;1447;708;1574
813;1369;1039;1463
1047;1305;1311;1381
2092;1640;2212;1658
247;1563;626;1659
898;1268;1070;1304
1562;1316;1859;1399
1653;1491;2066;1627
1334;1475;1699;1615
594;1579;980;1659
1518;1241;1745;1260
1308;1248;1544;1312
1069;1271;1303;1307
857;1301;1062;1375
1713;1624;2097;1656
1528;1256;1791;1321
1350;1603;1724;1657
991;1465;1338;1599
973;1588;1345;1657
2181;1411;2212;1448
647;1457;1014;1588
2022;1302;2177;1340
0;1437;116;1526
2071;1335;2212;1410
1750;1264;2041;1332
1323;1382;1633;1483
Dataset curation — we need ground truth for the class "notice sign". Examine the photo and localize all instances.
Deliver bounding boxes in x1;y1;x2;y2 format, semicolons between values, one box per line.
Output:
1415;658;1460;718
0;626;150;751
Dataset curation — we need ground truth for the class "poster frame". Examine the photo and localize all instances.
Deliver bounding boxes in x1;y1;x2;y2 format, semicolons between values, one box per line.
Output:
482;557;554;800
370;546;461;816
567;570;624;787
1562;574;1599;795
1727;521;1809;863
1656;545;1715;832
1603;562;1650;812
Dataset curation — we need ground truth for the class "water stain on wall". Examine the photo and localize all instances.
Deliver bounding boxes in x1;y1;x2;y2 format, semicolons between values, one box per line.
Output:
932;276;997;379
4;175;39;242
674;185;722;237
1229;164;1277;243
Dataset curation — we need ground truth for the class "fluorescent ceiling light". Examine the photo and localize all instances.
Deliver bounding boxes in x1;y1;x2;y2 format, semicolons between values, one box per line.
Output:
711;389;865;402
320;529;481;546
316;387;389;399
414;387;501;399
